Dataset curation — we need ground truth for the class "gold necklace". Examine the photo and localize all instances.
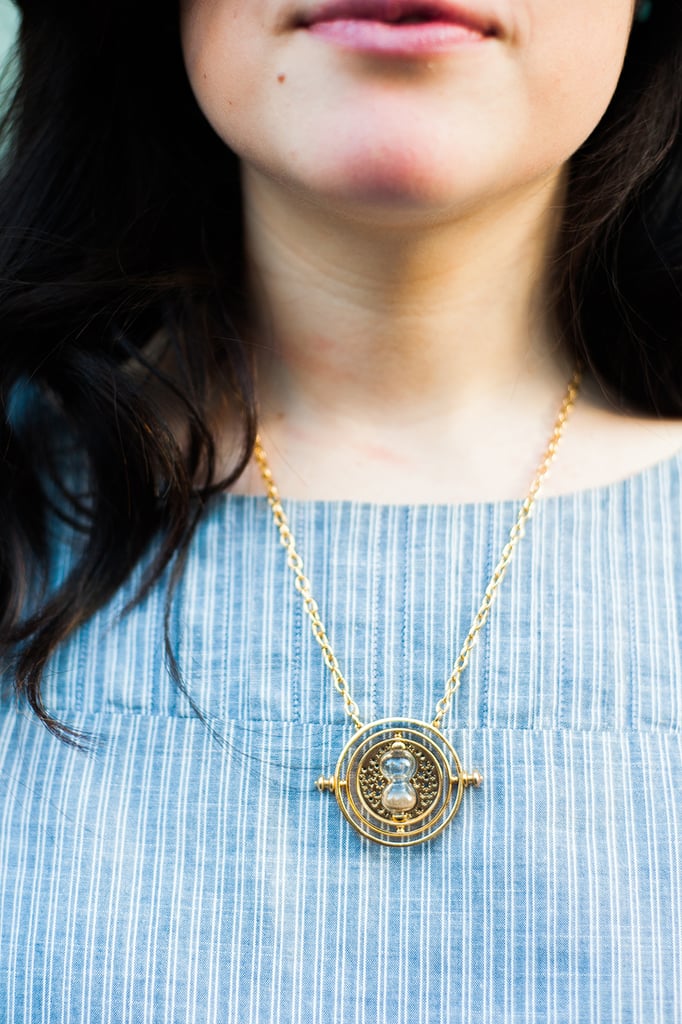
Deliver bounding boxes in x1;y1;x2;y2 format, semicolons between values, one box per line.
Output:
254;371;581;847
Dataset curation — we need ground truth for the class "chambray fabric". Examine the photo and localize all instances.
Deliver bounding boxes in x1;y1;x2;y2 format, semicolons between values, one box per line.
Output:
1;454;681;1023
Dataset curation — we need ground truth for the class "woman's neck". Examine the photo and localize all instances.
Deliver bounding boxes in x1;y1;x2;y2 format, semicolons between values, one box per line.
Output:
221;168;682;503
244;164;568;426
225;166;585;502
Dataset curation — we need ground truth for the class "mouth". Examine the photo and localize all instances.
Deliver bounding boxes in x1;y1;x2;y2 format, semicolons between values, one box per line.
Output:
297;0;501;38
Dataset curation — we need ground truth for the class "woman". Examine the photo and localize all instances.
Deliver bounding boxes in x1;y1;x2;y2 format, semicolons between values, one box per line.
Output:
0;0;680;1020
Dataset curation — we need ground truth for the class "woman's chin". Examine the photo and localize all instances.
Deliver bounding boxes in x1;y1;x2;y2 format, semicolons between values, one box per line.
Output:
263;150;495;226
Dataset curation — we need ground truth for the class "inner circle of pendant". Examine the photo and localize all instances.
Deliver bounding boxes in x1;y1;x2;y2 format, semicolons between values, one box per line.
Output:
333;719;466;847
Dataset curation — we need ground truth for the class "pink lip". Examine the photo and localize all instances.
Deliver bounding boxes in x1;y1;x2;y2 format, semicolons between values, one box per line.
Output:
298;0;500;56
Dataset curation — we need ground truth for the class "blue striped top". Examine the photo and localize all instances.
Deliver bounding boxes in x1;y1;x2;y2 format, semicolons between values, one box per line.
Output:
1;452;681;1022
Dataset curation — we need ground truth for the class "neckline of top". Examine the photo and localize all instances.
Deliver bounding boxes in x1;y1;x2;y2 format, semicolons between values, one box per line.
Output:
220;445;682;515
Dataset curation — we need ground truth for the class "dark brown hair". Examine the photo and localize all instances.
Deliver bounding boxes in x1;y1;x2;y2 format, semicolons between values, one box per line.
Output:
1;0;681;739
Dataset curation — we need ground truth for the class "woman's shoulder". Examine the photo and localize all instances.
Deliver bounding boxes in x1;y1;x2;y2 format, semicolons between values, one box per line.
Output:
544;390;682;499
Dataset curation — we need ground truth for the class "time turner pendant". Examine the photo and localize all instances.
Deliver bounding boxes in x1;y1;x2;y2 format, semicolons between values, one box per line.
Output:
316;719;482;847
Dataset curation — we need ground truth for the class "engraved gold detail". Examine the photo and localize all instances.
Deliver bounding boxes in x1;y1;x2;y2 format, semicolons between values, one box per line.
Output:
324;718;480;847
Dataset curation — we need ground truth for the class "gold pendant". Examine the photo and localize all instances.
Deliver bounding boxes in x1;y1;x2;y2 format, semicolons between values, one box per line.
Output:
316;718;482;847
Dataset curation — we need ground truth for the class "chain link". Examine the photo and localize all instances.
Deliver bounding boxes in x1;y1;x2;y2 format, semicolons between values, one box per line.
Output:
253;443;364;729
254;369;581;732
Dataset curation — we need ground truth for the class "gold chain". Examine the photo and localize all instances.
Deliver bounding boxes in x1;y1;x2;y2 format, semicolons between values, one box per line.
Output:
254;370;581;733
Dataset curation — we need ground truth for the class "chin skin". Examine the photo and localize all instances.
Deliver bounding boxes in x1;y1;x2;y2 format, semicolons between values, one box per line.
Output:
244;116;559;228
181;1;634;227
303;125;477;207
185;75;614;231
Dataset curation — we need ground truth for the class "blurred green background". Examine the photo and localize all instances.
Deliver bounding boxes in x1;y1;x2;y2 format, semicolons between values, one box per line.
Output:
0;1;18;71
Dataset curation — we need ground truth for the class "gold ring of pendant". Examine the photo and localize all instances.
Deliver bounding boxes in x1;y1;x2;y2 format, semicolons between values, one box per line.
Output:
316;718;482;847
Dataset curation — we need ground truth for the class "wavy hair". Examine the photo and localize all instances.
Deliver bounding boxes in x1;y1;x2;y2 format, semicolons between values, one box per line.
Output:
1;0;681;739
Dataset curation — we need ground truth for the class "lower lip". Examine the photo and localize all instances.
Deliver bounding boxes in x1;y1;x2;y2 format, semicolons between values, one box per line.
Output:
306;18;489;56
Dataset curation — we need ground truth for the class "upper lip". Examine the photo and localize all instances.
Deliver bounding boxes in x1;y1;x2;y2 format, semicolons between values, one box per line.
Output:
297;0;501;35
